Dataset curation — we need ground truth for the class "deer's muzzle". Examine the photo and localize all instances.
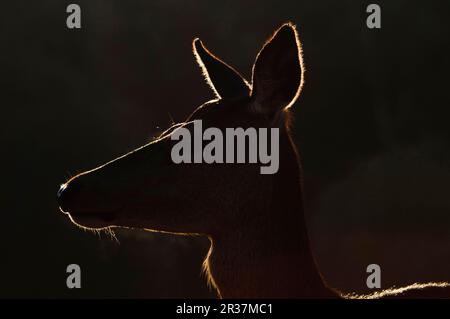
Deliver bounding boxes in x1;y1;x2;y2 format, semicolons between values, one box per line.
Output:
57;176;119;228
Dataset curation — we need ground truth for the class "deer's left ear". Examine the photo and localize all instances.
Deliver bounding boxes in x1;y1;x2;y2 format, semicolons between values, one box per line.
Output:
193;38;250;99
251;23;304;115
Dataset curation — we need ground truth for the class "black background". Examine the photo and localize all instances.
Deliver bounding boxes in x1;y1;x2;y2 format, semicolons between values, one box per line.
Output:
1;0;450;298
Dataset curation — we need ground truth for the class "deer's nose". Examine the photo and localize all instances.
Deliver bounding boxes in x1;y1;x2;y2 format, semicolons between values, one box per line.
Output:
57;179;83;213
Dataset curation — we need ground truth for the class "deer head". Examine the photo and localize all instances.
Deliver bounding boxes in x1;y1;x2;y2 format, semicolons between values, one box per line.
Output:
57;23;321;298
58;22;303;233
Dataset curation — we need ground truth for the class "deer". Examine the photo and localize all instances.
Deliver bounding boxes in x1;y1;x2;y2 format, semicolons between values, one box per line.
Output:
57;22;450;299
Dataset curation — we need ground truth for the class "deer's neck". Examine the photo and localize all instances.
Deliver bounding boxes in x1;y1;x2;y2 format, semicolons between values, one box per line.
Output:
207;146;337;298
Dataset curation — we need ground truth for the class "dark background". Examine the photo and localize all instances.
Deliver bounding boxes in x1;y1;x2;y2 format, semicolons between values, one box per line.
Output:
1;0;450;298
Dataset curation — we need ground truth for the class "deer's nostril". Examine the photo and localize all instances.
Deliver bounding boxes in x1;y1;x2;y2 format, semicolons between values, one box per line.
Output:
57;183;67;199
57;179;83;213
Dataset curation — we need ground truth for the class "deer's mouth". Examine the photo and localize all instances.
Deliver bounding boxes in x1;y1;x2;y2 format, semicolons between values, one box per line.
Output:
66;210;119;229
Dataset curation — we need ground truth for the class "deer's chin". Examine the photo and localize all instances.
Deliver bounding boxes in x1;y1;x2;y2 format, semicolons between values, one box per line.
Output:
67;211;118;229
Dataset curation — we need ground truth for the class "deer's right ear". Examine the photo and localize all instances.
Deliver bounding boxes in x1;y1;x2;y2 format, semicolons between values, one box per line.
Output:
251;23;304;115
193;38;250;99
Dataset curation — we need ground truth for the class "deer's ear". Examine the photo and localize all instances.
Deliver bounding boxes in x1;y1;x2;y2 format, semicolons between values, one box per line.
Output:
193;38;250;99
251;23;304;115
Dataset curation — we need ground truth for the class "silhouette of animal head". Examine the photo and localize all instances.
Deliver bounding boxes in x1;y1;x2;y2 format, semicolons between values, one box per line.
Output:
57;23;304;238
